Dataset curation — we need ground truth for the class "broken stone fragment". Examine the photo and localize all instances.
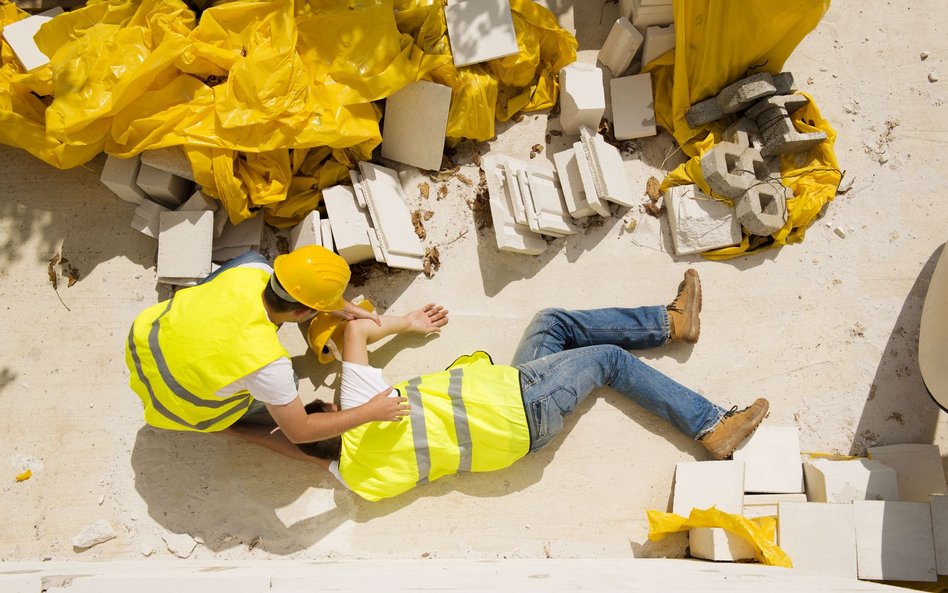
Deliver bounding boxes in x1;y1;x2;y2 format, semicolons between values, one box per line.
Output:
72;519;117;550
163;532;198;558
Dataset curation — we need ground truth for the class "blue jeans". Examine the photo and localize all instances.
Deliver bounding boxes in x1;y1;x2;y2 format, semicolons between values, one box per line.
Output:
199;250;268;285
513;308;725;451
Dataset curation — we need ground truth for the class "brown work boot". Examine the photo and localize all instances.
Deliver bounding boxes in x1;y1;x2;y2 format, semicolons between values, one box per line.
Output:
699;398;770;460
667;269;701;343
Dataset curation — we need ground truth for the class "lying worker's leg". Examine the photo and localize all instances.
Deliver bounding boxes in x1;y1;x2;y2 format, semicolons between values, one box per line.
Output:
518;344;724;448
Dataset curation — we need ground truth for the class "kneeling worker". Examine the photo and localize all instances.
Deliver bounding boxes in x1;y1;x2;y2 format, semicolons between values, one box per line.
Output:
125;245;407;445
294;270;770;501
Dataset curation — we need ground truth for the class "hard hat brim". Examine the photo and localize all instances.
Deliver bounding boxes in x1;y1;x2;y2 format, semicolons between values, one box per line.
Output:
920;242;948;411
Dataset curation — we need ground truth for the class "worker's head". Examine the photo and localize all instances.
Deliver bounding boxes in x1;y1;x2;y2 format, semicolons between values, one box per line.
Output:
267;245;351;320
296;400;342;461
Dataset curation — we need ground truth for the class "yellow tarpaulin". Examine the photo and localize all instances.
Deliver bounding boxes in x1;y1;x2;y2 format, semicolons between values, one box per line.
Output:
647;507;793;568
645;0;840;259
0;0;576;227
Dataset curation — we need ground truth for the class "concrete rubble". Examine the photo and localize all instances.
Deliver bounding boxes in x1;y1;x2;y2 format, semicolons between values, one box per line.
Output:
71;520;117;551
598;17;643;78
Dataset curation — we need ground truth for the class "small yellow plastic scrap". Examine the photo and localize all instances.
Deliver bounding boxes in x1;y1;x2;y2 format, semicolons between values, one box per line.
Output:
15;470;31;482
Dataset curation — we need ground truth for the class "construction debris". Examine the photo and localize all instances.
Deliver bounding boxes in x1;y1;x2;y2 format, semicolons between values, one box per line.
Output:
72;520;117;551
382;81;452;171
559;62;606;135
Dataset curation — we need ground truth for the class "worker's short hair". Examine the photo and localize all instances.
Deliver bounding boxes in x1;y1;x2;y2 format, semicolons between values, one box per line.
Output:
263;274;317;315
296;400;342;461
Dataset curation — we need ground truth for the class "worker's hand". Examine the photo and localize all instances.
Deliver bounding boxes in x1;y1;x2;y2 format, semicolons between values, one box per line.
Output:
406;303;449;335
365;387;409;422
340;300;382;326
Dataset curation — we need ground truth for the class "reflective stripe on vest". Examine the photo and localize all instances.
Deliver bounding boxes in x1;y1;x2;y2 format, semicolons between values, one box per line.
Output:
125;267;289;432
340;352;529;501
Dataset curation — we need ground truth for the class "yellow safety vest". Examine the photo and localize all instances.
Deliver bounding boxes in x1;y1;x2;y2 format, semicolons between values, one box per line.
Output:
340;351;530;501
125;267;289;432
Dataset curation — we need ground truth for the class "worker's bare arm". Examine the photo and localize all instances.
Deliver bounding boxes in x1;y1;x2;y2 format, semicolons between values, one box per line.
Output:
266;389;406;443
343;304;449;365
224;423;332;469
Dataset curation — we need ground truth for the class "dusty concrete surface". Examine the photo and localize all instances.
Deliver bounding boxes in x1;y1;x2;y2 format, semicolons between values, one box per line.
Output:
1;0;946;563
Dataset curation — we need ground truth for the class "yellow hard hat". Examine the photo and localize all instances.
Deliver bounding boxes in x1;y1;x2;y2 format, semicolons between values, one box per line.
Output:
272;245;351;311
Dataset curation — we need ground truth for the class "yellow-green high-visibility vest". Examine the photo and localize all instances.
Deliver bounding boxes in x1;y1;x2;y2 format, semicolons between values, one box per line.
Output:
125;267;289;432
339;351;530;501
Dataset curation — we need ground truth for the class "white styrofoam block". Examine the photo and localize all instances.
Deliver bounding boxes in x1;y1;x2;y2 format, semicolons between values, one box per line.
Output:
559;62;606;135
663;184;741;255
641;24;675;67
932;495;948;575
1;8;62;71
320;218;334;253
323;185;374;264
742;493;805;518
802;458;900;503
522;169;574;237
157;211;213;282
854;501;937;582
869;444;948;503
130;199;169;238
214;215;263;256
136;164;194;209
289;210;321;251
578;126;634;207
381;81;452;171
101;155;148;204
357;162;425;268
571;141;611;217
481;155;547;255
598;18;643;77
731;426;803;494
777;502;857;579
140;146;196;181
444;0;519;67
552;149;596;218
631;0;673;30
689;528;755;562
177;189;218;212
610;73;657;140
672;461;744;516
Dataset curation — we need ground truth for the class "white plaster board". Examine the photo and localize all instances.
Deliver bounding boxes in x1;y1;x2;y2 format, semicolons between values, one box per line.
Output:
289;210;321;250
504;163;530;226
357;162;425;258
1;8;62;71
524;169;574;236
672;461;744;516
444;0;519;67
572;141;611;217
663;184;741;255
641;24;675;67
101;155;147;204
157;211;213;281
732;426;804;494
598;18;643;78
854;501;937;582
777;502;857;579
610;73;657;140
381;81;452;171
481;155;547;255
322;184;374;265
553;148;596;218
802;458;899;503
689;528;755;562
579;126;634;207
869;444;948;503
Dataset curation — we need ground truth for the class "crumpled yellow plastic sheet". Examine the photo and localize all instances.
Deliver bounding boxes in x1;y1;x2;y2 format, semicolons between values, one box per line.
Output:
645;0;841;259
647;507;793;568
0;0;576;227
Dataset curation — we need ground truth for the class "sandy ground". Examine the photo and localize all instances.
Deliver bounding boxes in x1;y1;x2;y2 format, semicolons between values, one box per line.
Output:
1;0;946;564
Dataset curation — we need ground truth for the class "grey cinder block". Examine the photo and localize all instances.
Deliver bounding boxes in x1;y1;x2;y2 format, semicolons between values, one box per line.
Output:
717;73;777;114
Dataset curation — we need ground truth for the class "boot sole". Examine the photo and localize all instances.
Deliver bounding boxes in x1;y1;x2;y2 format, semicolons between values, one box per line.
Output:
714;400;770;460
684;269;701;344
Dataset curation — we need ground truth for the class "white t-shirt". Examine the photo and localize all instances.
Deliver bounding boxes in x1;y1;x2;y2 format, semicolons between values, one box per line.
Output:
328;362;391;485
214;262;297;406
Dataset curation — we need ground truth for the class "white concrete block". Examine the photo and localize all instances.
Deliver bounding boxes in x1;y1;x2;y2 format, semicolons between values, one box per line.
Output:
598;17;644;77
559;62;606;135
355;162;425;271
504;161;530;226
71;519;116;550
444;0;519;67
177;189;218;212
641;24;675;67
210;246;248;263
130;199;169;239
157;211;213;283
731;426;803;494
100;155;147;204
854;500;937;582
610;73;657;140
320;218;334;253
289;210;321;251
381;81;452;171
672;461;744;516
213;215;263;258
777;502;857;579
213;208;228;238
663;184;741;255
552;149;596;218
631;0;673;30
136;164;193;209
802;458;900;503
742;493;805;519
571;141;611;217
619;0;635;20
519;168;574;237
689;528;755;562
869;444;948;503
481;154;547;255
140;146;195;181
931;494;948;575
578;126;634;207
323;184;374;265
1;8;62;71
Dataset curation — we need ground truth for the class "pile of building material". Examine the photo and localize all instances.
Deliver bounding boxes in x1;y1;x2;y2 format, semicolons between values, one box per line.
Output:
1;7;62;71
670;429;948;584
